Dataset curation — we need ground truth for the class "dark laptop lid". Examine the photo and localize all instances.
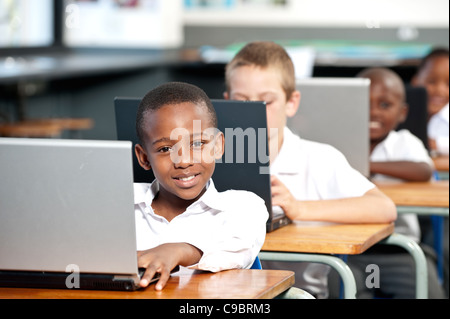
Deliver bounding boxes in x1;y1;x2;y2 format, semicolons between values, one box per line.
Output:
397;85;429;150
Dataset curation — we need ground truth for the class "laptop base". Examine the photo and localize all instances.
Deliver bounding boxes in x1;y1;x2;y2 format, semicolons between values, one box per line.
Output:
0;270;140;291
266;216;291;233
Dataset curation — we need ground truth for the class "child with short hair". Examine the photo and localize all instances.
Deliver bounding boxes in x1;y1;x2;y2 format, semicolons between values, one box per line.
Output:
412;47;450;297
134;82;268;290
365;67;434;183
224;41;396;298
343;67;444;299
412;48;449;156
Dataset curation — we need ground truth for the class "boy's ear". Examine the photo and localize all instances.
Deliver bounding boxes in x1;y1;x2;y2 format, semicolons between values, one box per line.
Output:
214;131;225;160
135;144;152;171
286;90;301;118
399;103;409;124
223;91;229;100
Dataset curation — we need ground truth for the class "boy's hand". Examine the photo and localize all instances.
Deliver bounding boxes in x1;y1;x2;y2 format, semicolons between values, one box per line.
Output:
137;243;202;290
271;175;299;219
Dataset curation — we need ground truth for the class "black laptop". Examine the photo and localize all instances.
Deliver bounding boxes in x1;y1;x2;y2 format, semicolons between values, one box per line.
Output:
114;97;291;232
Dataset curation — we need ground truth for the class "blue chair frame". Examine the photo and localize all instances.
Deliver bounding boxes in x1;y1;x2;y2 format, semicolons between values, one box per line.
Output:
250;256;262;269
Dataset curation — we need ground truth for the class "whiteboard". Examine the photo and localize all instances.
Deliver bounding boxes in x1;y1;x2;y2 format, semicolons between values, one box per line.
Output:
63;0;183;49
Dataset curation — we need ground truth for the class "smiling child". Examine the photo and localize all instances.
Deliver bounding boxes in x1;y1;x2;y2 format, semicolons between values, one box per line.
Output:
133;82;268;290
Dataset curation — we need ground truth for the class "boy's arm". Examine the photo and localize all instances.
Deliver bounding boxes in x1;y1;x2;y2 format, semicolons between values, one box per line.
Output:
190;192;268;273
432;136;450;156
370;161;433;182
137;243;202;290
271;176;397;224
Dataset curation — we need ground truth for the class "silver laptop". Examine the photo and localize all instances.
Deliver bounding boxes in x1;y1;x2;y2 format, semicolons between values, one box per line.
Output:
0;138;161;291
287;78;370;177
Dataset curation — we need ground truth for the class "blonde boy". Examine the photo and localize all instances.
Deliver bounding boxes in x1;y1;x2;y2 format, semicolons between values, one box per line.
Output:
225;42;396;298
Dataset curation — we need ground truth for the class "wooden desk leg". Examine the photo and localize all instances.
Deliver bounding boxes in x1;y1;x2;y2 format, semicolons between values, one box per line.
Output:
259;251;357;299
380;233;428;299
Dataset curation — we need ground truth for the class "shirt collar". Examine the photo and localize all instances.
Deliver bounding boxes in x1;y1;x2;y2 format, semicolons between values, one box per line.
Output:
372;130;396;157
134;178;224;212
440;103;449;122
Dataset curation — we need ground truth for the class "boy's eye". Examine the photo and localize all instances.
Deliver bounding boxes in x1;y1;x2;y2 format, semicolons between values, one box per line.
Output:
379;101;392;109
192;140;204;148
158;146;172;153
425;78;437;85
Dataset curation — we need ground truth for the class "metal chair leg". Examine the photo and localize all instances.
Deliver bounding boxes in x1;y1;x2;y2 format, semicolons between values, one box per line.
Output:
380;233;428;299
259;251;357;299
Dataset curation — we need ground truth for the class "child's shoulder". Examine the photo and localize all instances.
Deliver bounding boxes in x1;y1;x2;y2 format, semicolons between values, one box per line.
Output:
389;129;425;146
218;189;268;220
218;188;265;204
213;188;267;214
286;128;342;155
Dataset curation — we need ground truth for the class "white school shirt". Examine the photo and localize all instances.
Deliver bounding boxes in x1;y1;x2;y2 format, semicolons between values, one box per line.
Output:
428;103;449;156
264;127;375;298
134;179;268;272
371;129;434;243
271;127;375;200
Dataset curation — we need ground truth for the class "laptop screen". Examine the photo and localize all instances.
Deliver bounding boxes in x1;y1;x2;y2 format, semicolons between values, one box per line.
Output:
0;138;138;275
288;78;370;177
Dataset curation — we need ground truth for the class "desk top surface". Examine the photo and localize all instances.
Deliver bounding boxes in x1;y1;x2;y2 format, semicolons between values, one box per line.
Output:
375;180;449;208
262;222;394;255
433;156;449;172
0;269;294;299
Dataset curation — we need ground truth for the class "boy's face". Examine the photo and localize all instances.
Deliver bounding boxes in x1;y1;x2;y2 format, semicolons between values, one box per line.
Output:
369;77;407;144
224;65;299;143
414;56;449;117
136;102;224;202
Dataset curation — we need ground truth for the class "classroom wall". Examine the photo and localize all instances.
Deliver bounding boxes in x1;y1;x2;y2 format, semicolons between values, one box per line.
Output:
182;0;449;48
1;0;449;140
183;26;449;49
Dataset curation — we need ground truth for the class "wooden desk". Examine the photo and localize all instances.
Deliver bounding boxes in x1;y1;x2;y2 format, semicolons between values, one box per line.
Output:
375;180;449;290
259;220;429;298
260;222;394;299
0;269;294;299
432;156;449;180
433;156;449;172
375;180;449;209
262;222;394;255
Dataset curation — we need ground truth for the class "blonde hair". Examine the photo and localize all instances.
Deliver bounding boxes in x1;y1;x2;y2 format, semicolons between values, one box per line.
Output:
225;41;296;100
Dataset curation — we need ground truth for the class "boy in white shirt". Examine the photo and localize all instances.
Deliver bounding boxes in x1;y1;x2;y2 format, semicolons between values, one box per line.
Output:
428;103;449;156
412;48;449;156
344;67;444;298
134;82;268;290
224;41;396;298
412;48;449;297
